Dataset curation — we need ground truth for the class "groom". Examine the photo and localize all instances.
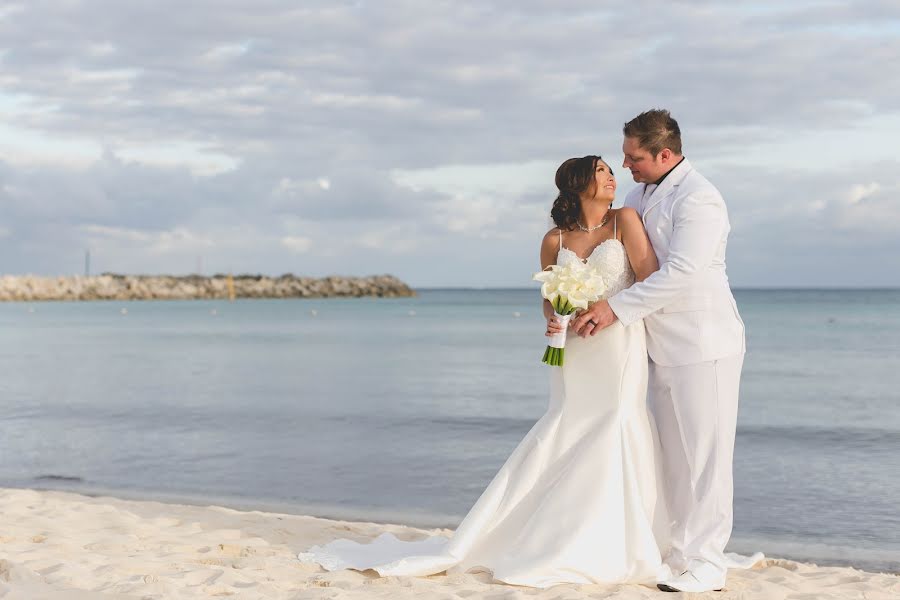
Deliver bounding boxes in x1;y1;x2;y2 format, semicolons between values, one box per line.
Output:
572;109;746;593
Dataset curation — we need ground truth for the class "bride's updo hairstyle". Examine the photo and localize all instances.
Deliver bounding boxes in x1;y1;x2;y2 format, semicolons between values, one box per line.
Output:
551;155;607;231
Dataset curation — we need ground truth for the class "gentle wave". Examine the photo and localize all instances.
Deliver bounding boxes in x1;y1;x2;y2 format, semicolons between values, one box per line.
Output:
339;414;900;447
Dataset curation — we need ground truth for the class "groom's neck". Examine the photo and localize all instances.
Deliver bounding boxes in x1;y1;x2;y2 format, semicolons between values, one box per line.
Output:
651;156;685;185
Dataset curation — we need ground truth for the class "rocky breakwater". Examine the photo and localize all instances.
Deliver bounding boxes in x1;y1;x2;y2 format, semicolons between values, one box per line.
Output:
0;274;416;301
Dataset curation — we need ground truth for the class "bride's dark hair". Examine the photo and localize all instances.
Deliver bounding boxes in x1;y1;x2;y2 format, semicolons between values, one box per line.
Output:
551;155;610;231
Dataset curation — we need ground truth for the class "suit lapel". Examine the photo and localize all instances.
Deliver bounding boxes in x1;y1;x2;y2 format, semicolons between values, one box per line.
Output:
641;158;693;224
642;187;674;224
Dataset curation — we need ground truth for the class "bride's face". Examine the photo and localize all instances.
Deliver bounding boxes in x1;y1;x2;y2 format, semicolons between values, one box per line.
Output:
590;160;616;203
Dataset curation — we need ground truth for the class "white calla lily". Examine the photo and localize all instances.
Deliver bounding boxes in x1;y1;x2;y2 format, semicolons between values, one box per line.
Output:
533;260;608;366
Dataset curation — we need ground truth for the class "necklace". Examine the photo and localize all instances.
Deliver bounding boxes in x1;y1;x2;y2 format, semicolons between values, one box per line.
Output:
576;214;609;233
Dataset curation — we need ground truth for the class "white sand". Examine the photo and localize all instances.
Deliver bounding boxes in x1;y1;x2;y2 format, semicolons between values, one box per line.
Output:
0;488;897;599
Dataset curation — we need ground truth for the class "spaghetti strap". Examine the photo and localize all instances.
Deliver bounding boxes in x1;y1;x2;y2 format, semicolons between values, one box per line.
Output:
613;213;618;239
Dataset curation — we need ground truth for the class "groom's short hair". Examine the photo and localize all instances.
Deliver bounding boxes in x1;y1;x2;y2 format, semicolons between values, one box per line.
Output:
623;109;682;157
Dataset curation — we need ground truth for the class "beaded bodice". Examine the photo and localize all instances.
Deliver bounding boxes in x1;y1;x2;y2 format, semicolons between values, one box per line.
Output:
556;239;635;301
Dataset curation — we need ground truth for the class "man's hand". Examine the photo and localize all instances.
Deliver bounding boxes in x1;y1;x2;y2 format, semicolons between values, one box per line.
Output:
571;299;618;337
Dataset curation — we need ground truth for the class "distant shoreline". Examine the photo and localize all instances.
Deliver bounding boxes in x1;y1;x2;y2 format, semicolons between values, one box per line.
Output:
0;274;415;301
1;280;895;302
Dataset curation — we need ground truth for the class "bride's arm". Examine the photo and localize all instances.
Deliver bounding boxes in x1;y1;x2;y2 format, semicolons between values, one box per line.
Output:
617;208;658;282
540;228;562;323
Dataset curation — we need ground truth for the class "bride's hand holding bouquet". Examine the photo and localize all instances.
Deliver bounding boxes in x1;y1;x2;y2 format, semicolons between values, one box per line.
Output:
533;261;607;366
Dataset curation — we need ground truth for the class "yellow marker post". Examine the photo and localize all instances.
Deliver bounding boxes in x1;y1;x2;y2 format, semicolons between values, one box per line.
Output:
226;274;235;301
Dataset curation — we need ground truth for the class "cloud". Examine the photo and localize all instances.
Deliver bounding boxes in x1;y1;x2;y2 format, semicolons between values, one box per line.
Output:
281;235;312;253
705;160;900;287
0;1;898;286
82;224;216;255
846;183;881;207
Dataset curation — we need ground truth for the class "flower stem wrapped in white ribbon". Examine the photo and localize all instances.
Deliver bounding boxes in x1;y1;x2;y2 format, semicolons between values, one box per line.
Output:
533;261;607;366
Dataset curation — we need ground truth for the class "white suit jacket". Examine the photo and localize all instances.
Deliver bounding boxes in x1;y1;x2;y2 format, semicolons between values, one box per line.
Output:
608;158;745;367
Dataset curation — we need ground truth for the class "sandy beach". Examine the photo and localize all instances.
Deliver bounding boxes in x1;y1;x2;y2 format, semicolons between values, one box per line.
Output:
0;488;895;599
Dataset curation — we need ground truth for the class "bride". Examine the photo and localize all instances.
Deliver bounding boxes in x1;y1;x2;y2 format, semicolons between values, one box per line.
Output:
299;155;672;587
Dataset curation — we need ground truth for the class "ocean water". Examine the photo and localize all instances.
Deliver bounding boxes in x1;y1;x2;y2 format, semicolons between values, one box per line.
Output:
0;289;898;573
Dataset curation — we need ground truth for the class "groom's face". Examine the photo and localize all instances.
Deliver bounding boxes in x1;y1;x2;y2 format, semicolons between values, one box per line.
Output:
622;136;666;184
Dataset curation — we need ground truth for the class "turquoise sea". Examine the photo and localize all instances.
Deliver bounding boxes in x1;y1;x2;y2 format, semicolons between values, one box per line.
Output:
0;289;897;573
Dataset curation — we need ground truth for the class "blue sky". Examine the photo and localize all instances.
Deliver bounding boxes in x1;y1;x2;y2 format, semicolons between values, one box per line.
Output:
1;1;898;287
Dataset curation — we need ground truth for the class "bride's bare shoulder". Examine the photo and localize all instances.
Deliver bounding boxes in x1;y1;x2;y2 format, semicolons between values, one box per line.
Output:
541;227;563;248
614;207;642;230
614;206;641;221
612;208;647;244
540;227;563;266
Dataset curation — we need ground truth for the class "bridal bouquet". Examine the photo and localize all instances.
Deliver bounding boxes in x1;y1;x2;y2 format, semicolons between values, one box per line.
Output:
533;262;607;366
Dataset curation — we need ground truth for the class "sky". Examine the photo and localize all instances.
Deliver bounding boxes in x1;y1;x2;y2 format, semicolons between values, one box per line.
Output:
1;1;899;288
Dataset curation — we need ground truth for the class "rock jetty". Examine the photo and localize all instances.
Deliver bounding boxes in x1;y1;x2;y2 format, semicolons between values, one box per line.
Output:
0;274;415;301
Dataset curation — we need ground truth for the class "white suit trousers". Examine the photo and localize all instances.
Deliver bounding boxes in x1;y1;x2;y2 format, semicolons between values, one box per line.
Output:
648;353;744;578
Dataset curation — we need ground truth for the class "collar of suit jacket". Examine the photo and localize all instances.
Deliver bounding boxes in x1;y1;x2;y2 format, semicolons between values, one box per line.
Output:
641;157;694;219
652;156;686;185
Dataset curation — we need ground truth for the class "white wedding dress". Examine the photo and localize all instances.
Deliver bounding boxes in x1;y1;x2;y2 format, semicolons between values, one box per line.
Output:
298;235;673;587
